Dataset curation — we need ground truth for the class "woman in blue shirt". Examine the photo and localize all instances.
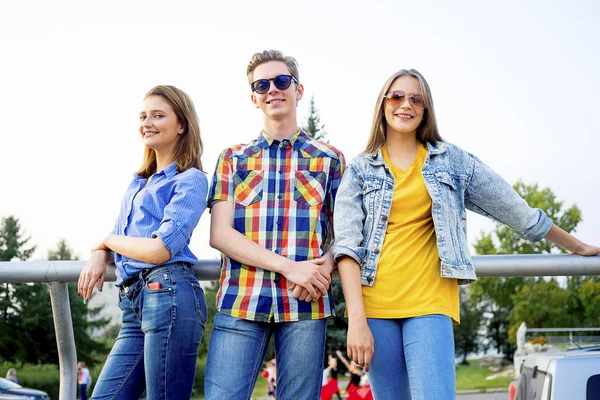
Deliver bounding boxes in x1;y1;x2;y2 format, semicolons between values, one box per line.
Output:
78;85;208;400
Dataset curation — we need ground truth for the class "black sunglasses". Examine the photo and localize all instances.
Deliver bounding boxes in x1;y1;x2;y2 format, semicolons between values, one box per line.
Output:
251;75;299;94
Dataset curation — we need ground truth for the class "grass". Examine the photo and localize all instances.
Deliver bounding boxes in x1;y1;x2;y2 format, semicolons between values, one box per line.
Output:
191;358;513;398
252;376;269;399
246;359;512;397
456;359;513;390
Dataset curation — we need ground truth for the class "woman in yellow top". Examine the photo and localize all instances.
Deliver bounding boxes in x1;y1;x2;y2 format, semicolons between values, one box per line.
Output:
332;69;600;399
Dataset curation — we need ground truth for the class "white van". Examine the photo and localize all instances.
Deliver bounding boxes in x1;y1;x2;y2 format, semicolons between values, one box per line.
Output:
512;346;600;399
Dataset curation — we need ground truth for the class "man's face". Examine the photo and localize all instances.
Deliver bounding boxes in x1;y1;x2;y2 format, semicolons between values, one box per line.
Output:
250;61;303;120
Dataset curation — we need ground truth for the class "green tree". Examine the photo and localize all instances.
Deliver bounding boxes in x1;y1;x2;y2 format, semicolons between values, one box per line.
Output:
10;239;108;365
470;181;583;358
47;239;108;365
573;277;600;327
302;95;328;143
509;278;573;342
454;288;485;365
0;216;36;362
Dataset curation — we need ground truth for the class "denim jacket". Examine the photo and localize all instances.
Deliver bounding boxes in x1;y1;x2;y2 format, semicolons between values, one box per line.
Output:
332;141;552;285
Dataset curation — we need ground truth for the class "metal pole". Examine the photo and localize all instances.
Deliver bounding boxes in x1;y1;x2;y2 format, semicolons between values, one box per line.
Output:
474;254;600;277
48;283;77;400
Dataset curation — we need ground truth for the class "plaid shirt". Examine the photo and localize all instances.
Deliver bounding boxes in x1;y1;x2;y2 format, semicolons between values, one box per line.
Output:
208;130;345;322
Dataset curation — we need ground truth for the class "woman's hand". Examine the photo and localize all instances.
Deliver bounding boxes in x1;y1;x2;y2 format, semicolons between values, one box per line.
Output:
77;250;108;302
572;243;600;256
346;319;375;372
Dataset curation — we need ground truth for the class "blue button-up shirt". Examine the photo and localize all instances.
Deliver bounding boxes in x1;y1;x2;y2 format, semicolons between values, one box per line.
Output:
113;162;208;285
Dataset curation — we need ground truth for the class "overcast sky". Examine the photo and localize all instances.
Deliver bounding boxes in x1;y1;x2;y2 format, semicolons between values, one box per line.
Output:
1;0;598;262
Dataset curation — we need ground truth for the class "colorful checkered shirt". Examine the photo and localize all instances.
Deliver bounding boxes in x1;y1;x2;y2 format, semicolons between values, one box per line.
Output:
208;129;346;322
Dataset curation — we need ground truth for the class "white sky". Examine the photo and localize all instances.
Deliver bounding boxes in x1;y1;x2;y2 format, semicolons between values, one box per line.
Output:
1;0;598;262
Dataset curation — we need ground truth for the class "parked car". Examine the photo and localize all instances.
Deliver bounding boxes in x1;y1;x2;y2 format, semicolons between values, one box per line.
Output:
0;377;50;399
509;346;600;400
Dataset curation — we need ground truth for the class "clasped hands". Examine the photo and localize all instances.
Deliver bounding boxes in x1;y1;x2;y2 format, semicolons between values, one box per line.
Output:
285;252;334;302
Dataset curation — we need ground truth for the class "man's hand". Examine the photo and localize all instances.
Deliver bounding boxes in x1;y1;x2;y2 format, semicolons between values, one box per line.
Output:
287;254;334;301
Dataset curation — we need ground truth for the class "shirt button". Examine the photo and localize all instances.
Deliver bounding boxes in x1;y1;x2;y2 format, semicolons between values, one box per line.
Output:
278;194;283;199
367;277;373;283
374;248;380;255
176;222;181;226
381;215;388;222
274;249;280;254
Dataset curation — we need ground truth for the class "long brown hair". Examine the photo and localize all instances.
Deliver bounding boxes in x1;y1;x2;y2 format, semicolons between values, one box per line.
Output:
136;85;204;177
364;69;443;154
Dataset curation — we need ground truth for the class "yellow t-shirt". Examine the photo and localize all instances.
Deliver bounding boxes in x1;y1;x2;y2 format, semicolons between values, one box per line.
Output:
361;144;460;323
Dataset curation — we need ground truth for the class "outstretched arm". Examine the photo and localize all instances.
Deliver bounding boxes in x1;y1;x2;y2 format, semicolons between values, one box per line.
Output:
544;224;600;255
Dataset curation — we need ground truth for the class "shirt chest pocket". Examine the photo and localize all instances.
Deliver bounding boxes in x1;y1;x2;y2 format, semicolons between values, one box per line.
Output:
233;170;264;206
294;170;326;207
434;171;465;209
363;176;385;211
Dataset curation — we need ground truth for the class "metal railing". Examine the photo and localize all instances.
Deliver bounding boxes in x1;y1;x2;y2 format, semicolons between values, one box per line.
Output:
1;254;599;399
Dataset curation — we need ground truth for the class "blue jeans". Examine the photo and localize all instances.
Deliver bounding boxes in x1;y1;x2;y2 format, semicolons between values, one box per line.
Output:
91;263;207;400
367;314;456;400
79;383;88;400
204;312;327;400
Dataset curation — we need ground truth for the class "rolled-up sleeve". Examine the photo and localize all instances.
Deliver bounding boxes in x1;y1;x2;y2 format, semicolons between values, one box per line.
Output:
207;148;234;208
465;154;552;242
332;161;368;265
152;171;208;257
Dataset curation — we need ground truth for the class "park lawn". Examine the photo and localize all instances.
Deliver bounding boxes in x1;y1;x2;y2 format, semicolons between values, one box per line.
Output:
252;375;269;399
456;360;513;390
248;360;512;396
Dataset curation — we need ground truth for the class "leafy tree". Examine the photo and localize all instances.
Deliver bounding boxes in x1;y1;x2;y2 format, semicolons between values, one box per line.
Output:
0;216;36;362
509;278;573;341
574;277;600;327
470;181;583;358
454;288;485;365
47;239;108;365
302;95;328;143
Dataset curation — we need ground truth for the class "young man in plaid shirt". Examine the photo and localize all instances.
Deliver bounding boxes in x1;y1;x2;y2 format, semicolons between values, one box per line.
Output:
204;50;346;399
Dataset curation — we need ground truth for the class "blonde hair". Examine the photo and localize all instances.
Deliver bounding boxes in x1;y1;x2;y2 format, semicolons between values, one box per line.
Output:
136;85;204;177
5;368;16;379
364;69;443;154
77;362;87;369
246;50;299;85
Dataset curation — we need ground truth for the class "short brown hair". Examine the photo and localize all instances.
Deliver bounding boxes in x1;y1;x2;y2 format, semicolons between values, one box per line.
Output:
246;50;299;85
136;85;204;177
364;69;443;154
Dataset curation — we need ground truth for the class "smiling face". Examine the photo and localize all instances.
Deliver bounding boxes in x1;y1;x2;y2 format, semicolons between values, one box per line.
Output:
384;75;425;138
250;61;303;121
139;95;183;157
